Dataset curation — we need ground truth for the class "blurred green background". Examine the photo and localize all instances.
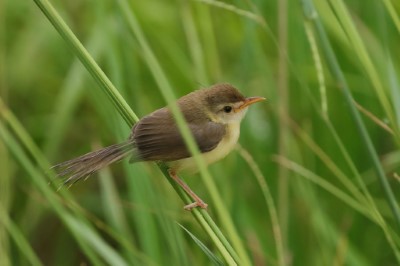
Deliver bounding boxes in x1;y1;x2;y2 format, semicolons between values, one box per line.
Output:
1;0;400;265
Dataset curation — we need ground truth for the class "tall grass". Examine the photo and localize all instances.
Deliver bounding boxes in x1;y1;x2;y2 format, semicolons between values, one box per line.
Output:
1;0;400;265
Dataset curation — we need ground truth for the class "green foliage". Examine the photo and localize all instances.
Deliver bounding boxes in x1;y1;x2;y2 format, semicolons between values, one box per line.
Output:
1;0;400;265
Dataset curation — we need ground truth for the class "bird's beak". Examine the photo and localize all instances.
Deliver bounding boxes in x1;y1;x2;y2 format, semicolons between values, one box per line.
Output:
235;96;266;112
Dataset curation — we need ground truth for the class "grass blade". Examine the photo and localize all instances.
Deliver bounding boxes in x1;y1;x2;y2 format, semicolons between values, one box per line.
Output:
300;0;400;230
0;209;42;266
178;223;224;266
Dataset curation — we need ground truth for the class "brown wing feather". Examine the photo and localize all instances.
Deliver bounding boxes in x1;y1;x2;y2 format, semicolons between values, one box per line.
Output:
130;107;225;162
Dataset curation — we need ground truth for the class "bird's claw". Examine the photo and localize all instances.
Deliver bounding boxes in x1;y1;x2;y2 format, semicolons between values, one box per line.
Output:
184;201;208;211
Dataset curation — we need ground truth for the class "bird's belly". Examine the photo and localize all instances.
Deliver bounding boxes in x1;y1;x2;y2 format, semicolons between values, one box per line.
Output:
168;122;240;174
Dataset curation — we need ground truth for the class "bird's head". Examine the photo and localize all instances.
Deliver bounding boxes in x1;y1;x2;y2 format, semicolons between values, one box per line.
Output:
203;84;265;124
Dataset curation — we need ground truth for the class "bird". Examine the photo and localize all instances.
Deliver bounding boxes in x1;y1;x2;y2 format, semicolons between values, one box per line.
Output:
53;83;265;210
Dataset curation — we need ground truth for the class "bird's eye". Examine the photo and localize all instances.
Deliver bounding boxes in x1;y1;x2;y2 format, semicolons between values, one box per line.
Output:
223;106;232;113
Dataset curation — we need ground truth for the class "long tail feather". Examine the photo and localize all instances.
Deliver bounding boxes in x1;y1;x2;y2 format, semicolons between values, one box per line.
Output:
52;140;135;184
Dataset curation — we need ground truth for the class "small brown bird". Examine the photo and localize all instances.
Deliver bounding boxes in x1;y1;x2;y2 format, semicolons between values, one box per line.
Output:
53;83;265;210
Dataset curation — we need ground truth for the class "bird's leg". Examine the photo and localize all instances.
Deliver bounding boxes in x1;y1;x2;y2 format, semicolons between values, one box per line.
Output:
168;170;208;211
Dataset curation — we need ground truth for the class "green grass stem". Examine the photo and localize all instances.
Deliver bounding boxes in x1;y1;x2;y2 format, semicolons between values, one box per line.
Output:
237;145;285;266
301;0;400;230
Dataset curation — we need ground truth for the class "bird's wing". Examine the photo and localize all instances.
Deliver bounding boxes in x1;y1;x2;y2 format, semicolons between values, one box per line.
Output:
130;108;225;162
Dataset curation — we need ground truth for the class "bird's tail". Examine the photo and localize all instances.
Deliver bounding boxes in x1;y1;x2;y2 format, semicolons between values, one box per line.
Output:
52;140;135;185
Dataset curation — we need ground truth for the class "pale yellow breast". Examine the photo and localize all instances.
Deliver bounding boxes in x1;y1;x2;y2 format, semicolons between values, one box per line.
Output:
168;122;241;174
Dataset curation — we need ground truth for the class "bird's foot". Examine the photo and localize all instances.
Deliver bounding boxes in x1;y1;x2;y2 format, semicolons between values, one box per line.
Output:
184;200;208;211
168;169;209;211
